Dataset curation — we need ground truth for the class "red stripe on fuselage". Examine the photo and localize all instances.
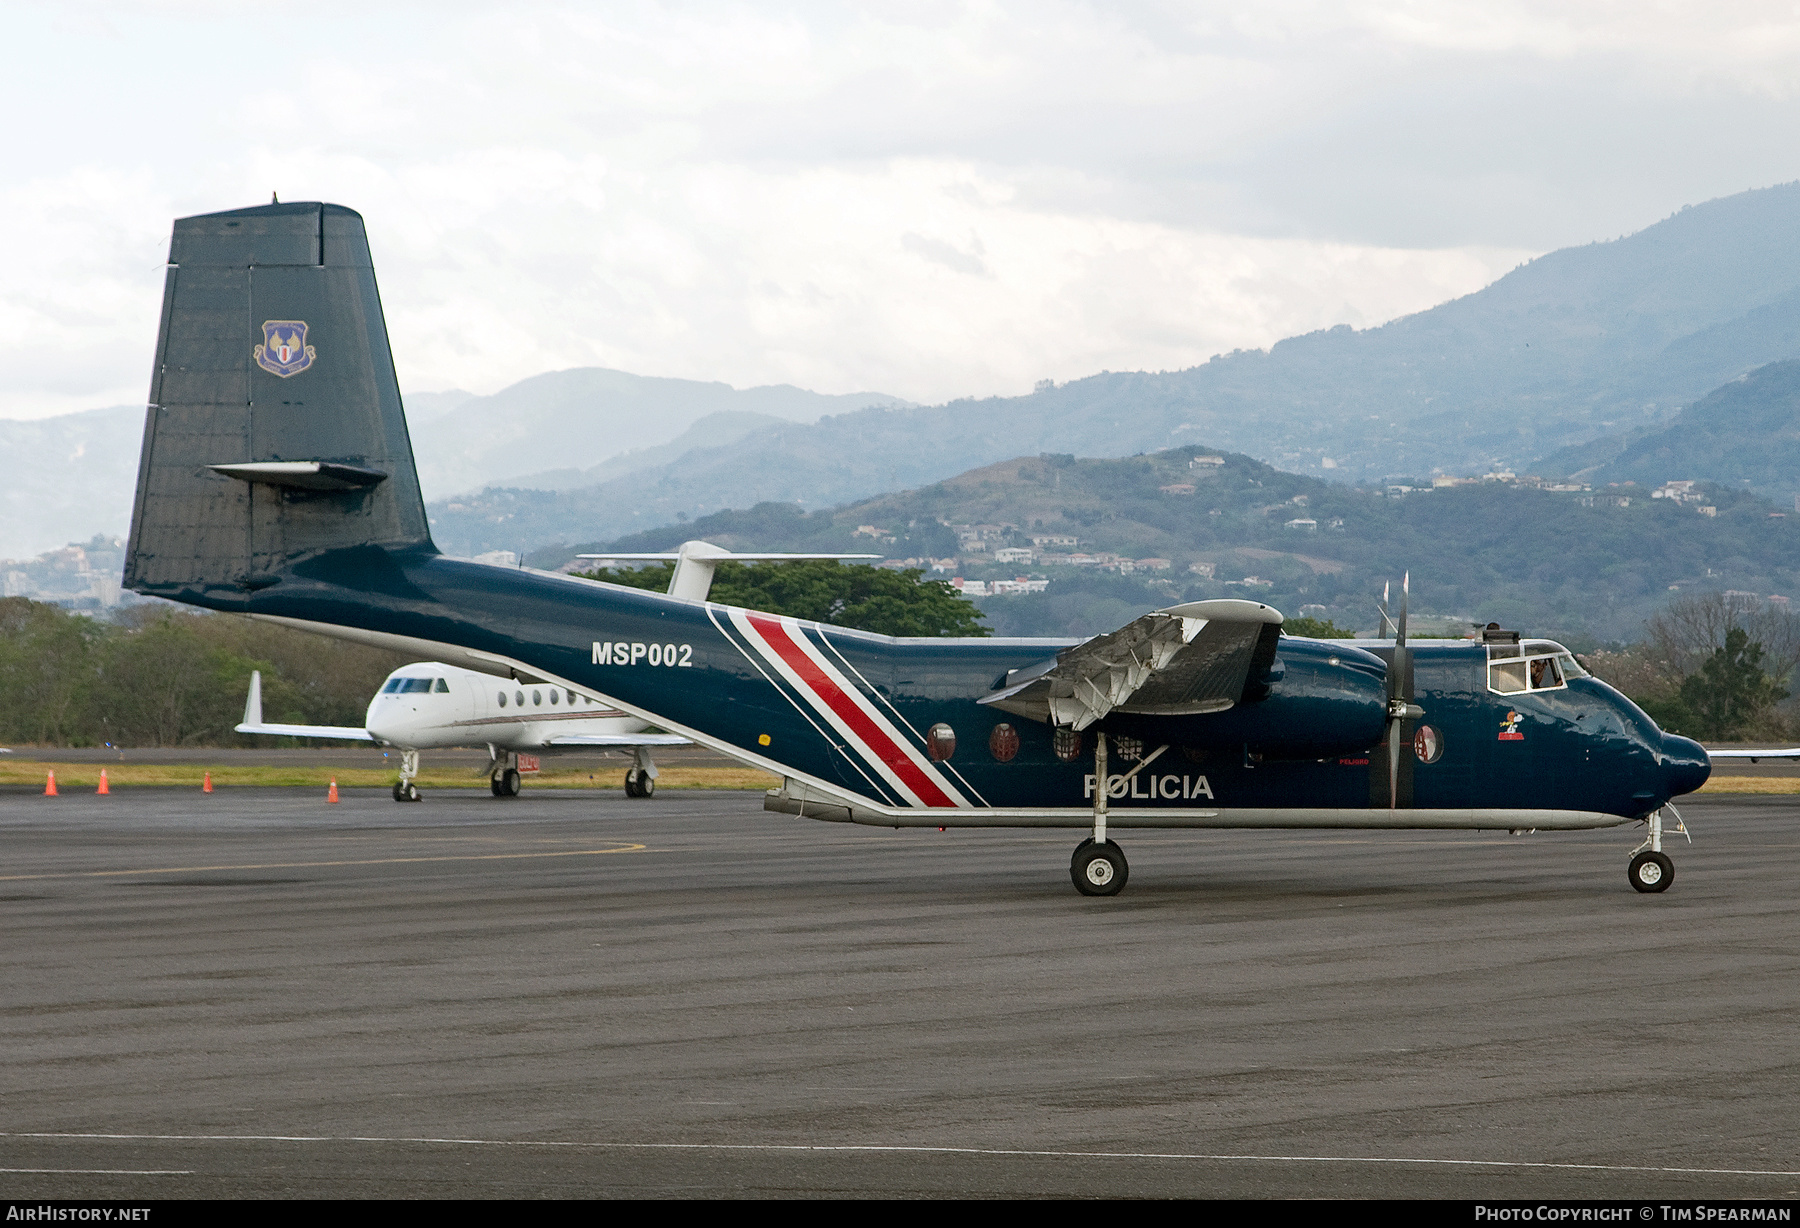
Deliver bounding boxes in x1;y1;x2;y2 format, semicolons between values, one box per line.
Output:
745;612;955;807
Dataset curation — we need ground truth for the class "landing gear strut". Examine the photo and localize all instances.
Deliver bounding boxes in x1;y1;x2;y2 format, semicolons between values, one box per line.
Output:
391;750;422;802
1071;731;1128;896
488;748;522;798
1628;804;1688;893
623;746;659;798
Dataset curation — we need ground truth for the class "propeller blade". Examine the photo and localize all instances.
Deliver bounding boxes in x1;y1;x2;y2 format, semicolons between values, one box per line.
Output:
1388;719;1402;811
1386;571;1415;810
1397;572;1409;649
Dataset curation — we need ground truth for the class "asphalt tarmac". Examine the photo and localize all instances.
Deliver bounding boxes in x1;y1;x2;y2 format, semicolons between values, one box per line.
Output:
1;787;1796;1199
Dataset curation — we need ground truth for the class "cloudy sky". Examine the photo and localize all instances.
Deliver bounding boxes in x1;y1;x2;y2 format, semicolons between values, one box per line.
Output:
6;0;1800;419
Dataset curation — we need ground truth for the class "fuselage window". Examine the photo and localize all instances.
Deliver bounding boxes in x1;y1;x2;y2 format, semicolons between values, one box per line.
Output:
532;689;542;706
434;678;450;693
515;690;525;707
550;690;559;705
567;690;576;705
497;691;507;708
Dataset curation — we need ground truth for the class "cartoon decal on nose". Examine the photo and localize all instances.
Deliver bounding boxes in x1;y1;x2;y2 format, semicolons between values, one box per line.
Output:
1499;711;1524;741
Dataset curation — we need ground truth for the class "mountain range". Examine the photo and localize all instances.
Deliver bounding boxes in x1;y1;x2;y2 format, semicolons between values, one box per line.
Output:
11;180;1800;564
426;182;1800;555
0;370;908;560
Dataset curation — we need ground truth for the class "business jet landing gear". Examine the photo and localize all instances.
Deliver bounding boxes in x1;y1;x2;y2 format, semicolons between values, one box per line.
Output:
391;750;422;802
1071;732;1129;896
623;746;659;799
487;749;522;798
1627;805;1688;893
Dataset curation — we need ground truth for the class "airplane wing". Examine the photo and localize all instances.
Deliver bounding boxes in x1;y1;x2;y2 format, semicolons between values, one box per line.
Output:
979;598;1283;730
543;733;692;748
1707;747;1800;760
235;670;377;741
236;721;377;740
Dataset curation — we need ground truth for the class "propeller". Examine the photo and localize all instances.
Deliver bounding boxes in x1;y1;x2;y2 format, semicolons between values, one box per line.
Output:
1382;572;1426;810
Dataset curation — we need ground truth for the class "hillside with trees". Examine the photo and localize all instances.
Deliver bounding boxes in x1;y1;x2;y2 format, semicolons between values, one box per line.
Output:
538;444;1800;645
1537;359;1800;501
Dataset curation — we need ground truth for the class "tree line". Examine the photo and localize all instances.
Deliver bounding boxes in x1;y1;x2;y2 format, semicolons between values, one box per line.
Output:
0;598;408;747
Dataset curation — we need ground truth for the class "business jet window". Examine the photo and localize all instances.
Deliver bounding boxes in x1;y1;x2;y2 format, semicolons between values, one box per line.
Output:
550;690;559;704
515;690;525;706
497;691;507;708
1487;639;1584;695
532;689;542;706
567;690;577;704
434;678;450;693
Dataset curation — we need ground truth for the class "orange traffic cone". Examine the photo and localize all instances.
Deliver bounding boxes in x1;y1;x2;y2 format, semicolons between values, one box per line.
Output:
203;771;213;794
327;778;339;804
43;770;57;797
97;770;109;796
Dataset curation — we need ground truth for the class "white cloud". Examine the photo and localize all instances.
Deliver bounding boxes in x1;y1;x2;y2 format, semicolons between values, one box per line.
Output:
1;0;1797;417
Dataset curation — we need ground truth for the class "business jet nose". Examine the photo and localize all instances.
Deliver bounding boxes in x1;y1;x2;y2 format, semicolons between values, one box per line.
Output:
1662;733;1711;798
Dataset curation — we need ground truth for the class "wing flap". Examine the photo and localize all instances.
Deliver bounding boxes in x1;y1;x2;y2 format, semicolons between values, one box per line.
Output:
543;733;692;747
979;599;1283;729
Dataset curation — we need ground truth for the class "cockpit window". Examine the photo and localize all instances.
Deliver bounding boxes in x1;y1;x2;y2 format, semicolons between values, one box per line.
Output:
398;677;433;693
381;678;405;693
1488;639;1583;695
434;678;450;693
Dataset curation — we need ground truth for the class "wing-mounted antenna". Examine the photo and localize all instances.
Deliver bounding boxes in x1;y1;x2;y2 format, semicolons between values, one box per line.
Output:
577;539;880;602
1383;572;1425;809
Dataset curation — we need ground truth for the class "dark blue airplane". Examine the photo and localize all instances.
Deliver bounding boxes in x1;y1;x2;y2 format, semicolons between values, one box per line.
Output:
122;201;1712;897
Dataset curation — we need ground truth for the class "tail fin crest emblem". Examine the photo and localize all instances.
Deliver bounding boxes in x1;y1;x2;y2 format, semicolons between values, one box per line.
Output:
254;320;316;377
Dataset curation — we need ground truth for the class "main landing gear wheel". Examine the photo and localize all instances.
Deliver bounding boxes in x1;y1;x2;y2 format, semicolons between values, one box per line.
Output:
491;768;521;798
1629;850;1674;893
1071;840;1128;897
391;781;421;803
623;768;656;799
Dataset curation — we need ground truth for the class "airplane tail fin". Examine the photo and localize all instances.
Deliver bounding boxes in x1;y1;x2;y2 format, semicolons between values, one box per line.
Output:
125;202;432;605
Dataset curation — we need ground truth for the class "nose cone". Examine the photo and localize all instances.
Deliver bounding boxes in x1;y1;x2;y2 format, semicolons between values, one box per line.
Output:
1663;733;1711;798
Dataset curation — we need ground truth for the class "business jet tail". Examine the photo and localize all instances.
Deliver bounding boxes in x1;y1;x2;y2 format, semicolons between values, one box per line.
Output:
233;670;377;741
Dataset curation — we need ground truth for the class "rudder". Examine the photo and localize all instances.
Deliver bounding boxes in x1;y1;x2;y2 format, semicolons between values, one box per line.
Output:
125;202;431;604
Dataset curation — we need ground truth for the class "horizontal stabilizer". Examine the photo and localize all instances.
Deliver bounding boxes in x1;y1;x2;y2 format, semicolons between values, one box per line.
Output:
579;539;880;601
980;598;1284;729
208;461;388;491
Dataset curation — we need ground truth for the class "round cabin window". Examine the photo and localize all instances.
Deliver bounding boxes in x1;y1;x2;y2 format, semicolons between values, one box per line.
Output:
1052;727;1083;762
926;723;956;761
1413;724;1444;764
989;723;1020;762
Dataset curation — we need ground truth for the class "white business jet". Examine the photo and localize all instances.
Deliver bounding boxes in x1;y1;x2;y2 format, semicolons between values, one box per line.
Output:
237;663;690;800
237;541;874;801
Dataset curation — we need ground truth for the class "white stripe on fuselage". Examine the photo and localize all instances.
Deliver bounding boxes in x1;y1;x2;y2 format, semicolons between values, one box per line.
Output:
726;609;968;808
